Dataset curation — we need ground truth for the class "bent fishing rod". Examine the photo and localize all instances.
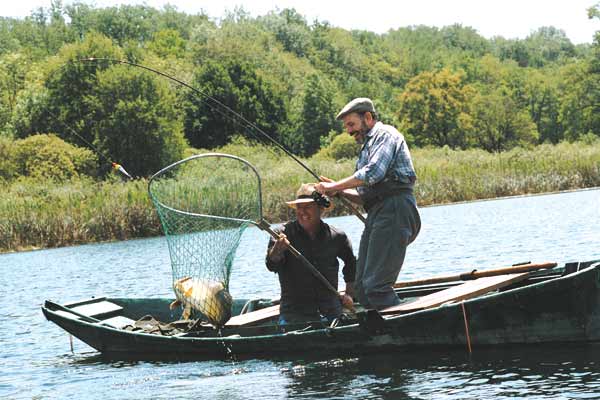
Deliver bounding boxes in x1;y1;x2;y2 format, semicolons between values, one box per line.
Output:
77;57;366;223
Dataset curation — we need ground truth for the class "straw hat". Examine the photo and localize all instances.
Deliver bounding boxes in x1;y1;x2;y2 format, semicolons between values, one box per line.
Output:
285;183;333;211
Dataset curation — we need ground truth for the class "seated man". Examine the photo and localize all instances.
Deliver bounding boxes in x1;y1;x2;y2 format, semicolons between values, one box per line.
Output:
266;183;356;327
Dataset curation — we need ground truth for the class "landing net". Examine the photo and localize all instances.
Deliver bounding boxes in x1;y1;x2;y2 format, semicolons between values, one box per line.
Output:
148;153;262;326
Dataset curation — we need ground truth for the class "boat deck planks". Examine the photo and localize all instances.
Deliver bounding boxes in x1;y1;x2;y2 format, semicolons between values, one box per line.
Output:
70;300;123;318
226;273;533;325
381;272;531;314
225;304;280;327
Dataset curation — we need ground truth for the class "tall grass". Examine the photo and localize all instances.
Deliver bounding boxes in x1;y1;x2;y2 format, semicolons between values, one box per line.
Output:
0;178;158;252
1;140;599;253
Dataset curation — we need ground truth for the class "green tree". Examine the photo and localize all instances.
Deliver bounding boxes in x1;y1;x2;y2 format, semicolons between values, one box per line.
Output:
286;73;339;156
558;61;600;141
147;28;186;58
523;27;576;67
398;68;474;148
319;131;359;160
0;53;31;132
12;32;124;146
183;59;287;149
91;65;187;177
259;8;311;57
523;68;562;143
0;136;17;181
471;89;539;151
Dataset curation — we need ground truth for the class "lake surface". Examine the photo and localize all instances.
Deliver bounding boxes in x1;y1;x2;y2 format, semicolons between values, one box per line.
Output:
1;189;599;399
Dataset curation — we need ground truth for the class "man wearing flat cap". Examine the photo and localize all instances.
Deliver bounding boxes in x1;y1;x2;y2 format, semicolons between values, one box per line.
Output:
266;183;356;326
315;98;421;310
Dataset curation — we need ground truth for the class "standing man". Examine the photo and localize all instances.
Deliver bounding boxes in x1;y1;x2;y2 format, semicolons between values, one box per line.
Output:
315;98;421;310
266;183;356;326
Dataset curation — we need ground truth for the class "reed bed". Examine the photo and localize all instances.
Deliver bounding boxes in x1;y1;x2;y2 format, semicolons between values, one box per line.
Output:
1;140;599;252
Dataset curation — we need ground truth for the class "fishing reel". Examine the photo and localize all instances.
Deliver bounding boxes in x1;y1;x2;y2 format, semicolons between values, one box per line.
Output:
311;190;331;209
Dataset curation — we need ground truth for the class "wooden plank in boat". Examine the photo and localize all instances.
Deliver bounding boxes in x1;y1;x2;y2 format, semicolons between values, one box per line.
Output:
381;272;531;315
101;316;136;329
225;304;280;327
70;301;123;319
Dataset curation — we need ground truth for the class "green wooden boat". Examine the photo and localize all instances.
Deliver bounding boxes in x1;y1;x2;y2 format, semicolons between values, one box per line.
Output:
42;260;600;360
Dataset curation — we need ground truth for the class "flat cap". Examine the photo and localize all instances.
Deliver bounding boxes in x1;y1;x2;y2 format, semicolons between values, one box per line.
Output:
336;97;376;120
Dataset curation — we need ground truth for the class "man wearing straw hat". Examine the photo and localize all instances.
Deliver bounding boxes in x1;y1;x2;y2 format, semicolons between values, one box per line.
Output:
266;183;356;327
315;98;421;310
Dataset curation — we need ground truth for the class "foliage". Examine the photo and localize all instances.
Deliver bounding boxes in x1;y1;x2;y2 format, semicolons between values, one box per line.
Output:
0;135;17;181
317;132;359;160
1;2;599;179
4;133;97;182
284;73;340;156
2;139;600;252
12;33;186;177
398;68;474;148
470;89;539;152
147;28;186;58
183;58;287;149
91;64;187;177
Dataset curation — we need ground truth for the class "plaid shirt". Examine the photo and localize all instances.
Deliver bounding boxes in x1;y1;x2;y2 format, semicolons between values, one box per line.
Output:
353;121;416;197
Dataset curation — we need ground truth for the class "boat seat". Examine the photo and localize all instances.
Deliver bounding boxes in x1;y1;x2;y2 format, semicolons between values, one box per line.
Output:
381;272;531;315
101;315;136;329
225;304;280;327
69;300;123;319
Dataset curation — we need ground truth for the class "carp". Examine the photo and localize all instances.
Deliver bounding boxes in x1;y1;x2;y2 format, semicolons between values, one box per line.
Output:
170;276;232;327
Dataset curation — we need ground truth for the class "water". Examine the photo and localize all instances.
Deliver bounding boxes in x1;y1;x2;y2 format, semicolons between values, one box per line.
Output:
1;189;599;399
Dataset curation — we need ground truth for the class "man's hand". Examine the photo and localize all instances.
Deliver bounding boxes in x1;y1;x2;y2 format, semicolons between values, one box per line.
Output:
340;293;355;311
317;176;339;196
268;234;289;262
315;180;338;196
344;282;355;299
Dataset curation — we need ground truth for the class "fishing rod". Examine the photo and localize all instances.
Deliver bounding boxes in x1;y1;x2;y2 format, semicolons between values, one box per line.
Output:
77;58;366;223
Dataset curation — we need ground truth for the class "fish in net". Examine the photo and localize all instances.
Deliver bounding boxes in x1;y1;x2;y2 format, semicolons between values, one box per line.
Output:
148;153;262;327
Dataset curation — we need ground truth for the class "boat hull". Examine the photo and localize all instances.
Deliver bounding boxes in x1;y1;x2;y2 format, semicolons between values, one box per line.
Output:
42;261;600;360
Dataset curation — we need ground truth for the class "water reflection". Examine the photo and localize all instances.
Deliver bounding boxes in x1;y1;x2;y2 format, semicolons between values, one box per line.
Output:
283;345;600;399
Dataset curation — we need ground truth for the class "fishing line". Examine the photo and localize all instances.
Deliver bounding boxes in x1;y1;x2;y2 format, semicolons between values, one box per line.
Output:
77;58;366;222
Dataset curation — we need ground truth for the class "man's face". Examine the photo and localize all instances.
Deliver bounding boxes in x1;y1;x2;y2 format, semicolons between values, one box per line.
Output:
342;113;370;144
295;202;321;232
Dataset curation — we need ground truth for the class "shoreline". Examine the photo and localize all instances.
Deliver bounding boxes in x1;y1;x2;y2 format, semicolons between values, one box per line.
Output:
418;185;600;209
3;185;598;255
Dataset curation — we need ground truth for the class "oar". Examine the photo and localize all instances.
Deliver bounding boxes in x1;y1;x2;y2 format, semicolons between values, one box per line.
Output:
393;262;557;289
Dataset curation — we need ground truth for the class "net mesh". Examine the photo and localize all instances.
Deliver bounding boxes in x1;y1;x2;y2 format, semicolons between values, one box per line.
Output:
148;154;262;326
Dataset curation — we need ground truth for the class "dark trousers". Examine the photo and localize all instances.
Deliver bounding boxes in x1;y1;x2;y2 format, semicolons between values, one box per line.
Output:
355;193;421;310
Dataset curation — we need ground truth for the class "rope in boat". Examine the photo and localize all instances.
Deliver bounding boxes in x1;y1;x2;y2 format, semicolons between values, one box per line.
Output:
461;301;473;354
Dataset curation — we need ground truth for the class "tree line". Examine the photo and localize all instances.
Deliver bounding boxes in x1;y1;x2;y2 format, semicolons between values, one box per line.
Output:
0;1;599;181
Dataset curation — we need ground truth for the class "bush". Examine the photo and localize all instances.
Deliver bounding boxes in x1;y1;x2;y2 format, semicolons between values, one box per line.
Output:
318;132;359;160
0;136;17;182
10;134;98;182
577;132;600;145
